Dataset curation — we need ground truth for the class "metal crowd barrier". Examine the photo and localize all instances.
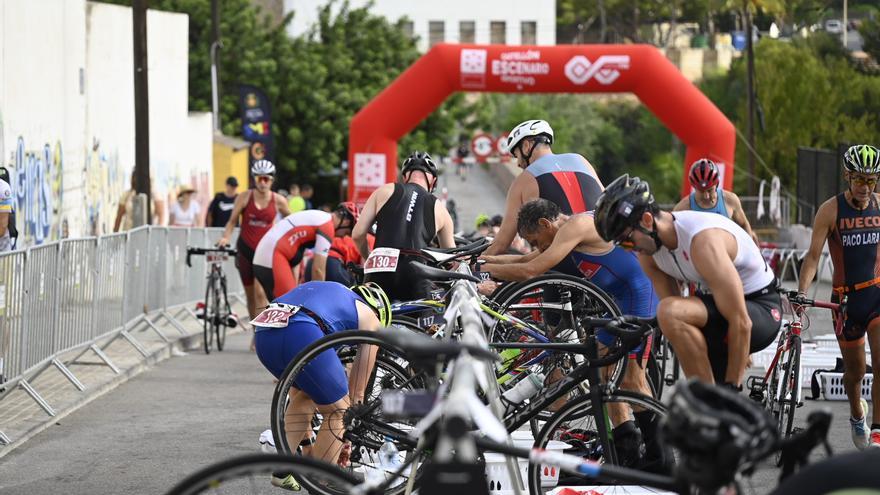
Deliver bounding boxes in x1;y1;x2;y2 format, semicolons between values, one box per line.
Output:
760;247;833;298
0;226;241;446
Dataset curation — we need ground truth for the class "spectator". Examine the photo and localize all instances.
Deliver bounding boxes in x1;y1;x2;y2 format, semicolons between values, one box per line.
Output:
206;176;239;228
114;175;164;232
301;184;314;209
169;187;202;227
0;176;14;252
0;167;18;250
288;183;305;212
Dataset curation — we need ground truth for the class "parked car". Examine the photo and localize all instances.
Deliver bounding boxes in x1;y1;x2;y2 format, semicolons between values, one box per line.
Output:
824;19;844;34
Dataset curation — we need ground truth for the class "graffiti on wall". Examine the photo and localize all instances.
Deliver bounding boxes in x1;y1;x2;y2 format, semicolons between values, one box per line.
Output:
9;137;64;246
84;138;125;236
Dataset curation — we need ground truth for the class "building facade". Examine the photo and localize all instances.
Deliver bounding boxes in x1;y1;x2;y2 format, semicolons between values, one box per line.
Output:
283;0;556;51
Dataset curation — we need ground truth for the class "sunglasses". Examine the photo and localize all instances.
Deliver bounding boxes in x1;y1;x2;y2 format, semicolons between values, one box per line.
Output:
850;176;878;188
255;175;273;183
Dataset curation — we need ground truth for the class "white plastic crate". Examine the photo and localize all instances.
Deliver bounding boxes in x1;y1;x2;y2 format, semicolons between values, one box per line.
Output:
819;372;873;401
485;431;570;495
547;486;676;495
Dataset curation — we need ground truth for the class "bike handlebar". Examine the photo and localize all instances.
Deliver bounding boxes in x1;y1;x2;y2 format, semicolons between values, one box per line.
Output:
780;289;840;312
185;246;237;267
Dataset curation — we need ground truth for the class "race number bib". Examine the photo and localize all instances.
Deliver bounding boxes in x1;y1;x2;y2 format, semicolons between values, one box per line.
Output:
251;303;301;329
364;247;401;274
206;252;228;264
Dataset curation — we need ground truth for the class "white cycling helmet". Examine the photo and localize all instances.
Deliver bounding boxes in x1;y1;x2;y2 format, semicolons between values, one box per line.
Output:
505;120;554;153
251;159;276;176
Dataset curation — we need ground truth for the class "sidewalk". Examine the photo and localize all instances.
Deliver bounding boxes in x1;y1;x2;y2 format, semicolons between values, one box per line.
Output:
0;297;248;457
439;161;509;235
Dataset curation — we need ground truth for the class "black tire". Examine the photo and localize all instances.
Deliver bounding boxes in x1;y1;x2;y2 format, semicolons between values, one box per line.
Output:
164;453;358;495
779;335;802;439
489;274;627;390
202;273;216;354
215;274;229;352
527;391;668;495
270;330;428;495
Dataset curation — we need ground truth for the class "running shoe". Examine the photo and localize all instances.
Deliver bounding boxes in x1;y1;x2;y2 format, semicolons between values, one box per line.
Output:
869;429;880;448
271;473;301;491
850;398;870;450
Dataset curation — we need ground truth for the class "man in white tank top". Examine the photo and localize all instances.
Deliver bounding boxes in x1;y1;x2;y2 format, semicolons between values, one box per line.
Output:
594;175;781;389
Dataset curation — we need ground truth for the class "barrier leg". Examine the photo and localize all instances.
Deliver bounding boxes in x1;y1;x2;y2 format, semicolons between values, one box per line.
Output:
157;310;189;336
120;330;150;358
90;344;120;375
51;358;85;392
0;430;10;446
143;317;171;343
19;380;56;417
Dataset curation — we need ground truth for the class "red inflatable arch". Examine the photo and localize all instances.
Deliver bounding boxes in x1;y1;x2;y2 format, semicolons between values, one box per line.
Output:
348;43;735;203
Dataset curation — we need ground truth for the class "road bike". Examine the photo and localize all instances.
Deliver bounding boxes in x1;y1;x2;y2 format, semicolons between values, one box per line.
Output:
187;246;237;354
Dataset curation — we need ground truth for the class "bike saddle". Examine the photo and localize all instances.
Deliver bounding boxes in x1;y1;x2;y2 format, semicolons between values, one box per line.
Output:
408;261;481;283
422;238;489;255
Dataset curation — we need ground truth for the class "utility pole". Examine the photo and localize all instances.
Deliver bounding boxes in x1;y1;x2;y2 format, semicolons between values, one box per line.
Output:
210;0;222;131
843;0;848;49
744;1;757;196
133;0;152;221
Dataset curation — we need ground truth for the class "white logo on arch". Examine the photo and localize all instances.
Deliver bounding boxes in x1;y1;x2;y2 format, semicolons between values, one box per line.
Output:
564;55;631;85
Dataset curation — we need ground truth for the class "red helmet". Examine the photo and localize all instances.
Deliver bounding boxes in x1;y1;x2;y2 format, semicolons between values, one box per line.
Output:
336;201;360;224
688;159;720;190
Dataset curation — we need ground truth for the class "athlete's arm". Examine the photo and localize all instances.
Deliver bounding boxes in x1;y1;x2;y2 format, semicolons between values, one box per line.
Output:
797;198;836;294
349;301;382;404
483;219;585;281
726;191;759;245
485;174;536;256
480;250;541;265
310;224;334;282
691;229;752;385
672;197;690;212
435;203;456;249
218;191;249;247
276;192;292;217
205;196;217;227
0;212;8;238
638;254;680;299
113;197;126;232
353;186;386;259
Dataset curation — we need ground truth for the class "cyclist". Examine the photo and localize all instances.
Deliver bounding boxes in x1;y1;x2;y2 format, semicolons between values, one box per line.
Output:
481;198;662;469
218;160;292;322
467;214;492;240
797;144;880;449
673;158;759;244
253;203;359;300
352;151;456;301
594;174;781;390
251;281;391;486
484;119;604;260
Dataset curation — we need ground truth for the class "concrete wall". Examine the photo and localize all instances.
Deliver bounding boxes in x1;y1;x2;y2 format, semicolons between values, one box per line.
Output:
283;0;556;51
0;0;213;246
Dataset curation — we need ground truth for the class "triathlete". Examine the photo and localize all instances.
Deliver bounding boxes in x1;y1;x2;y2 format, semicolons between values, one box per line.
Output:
484;119;604;262
218;160;291;321
252;203;359;300
797;144;880;449
481;199;663;469
594;175;781;390
673;158;759;244
352;151;455;301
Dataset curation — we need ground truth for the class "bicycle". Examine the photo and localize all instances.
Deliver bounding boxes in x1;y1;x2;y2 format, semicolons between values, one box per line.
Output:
747;289;842;446
269;262;665;495
186;246;237;354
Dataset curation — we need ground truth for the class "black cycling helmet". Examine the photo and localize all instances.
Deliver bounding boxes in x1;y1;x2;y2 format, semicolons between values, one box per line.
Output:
401;151;439;180
662;379;778;491
594;174;657;243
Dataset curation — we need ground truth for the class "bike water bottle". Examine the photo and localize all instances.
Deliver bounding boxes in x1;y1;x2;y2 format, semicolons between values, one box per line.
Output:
378;436;400;472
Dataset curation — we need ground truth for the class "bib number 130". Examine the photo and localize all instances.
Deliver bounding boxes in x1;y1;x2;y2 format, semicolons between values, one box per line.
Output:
364;247;401;274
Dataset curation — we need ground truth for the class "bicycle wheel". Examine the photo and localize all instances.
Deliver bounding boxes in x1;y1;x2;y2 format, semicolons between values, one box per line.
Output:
490;274;627;391
527;391;669;495
779;334;802;439
270;330;429;495
203;273;217;354
215;274;229;352
164;453;358;495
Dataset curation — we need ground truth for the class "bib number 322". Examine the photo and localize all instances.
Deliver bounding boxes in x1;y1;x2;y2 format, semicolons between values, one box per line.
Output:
364;247;401;274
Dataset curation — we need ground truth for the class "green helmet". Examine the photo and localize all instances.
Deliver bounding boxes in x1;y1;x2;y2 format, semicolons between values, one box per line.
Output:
843;145;880;175
351;282;392;327
475;214;490;229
